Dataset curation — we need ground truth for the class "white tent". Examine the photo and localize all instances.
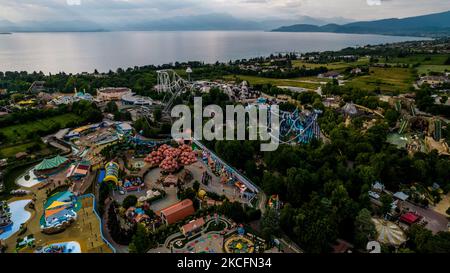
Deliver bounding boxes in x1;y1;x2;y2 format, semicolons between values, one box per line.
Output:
372;218;406;246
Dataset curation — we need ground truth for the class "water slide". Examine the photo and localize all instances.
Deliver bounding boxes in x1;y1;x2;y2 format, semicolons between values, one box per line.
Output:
411;105;416;117
434;119;442;141
399;119;409;134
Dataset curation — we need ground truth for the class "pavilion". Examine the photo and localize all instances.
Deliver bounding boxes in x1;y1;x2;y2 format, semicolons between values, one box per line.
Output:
34;155;69;176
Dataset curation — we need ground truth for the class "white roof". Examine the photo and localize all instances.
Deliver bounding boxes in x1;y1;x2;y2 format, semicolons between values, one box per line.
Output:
393;192;409;201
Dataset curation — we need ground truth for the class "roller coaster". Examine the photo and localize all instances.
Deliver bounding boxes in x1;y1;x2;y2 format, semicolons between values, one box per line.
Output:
156;69;191;113
269;108;321;145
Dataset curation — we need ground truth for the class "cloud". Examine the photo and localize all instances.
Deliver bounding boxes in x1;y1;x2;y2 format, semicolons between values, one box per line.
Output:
0;0;449;23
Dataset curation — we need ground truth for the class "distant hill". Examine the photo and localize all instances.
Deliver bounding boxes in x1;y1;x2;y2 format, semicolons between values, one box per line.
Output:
0;13;352;32
272;10;450;37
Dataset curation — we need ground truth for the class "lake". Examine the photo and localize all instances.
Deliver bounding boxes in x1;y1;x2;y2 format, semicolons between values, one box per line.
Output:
0;31;428;74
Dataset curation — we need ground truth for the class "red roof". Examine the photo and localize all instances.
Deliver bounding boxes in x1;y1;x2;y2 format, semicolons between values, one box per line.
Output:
160;199;195;225
181;217;205;234
400;212;420;224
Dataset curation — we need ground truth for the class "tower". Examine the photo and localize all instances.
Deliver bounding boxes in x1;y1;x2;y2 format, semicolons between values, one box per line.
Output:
186;67;192;82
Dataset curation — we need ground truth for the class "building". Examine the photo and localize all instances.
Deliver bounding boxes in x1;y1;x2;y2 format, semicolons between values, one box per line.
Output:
64;122;104;140
34;155;69;176
103;161;120;185
181;217;205;236
418;76;449;88
121;92;153;106
96;87;132;101
318;71;341;79
116;122;133;135
159;199;195;225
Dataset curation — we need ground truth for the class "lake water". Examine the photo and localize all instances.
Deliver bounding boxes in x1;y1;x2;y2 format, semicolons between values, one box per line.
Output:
0;31;428;74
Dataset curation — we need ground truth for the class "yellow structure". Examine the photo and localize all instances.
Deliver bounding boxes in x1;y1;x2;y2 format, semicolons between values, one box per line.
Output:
103;161;120;185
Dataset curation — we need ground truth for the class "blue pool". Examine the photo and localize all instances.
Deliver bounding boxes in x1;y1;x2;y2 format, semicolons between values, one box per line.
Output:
0;199;32;240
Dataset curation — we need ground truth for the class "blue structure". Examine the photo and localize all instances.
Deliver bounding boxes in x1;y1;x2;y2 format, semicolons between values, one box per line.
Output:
278;109;321;144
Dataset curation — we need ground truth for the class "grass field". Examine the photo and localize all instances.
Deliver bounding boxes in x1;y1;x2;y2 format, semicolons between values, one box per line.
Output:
346;67;414;93
223;75;323;90
388;54;449;65
292;57;370;71
0;113;82;143
0;141;47;158
416;65;450;75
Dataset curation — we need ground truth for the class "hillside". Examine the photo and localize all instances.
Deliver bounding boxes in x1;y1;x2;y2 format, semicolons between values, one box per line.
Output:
272;10;450;37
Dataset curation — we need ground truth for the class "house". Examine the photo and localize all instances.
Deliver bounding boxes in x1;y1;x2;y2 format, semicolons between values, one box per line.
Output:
159;199;195;225
372;181;385;192
181;217;205;236
393;191;409;201
318;71;341;79
350;68;363;74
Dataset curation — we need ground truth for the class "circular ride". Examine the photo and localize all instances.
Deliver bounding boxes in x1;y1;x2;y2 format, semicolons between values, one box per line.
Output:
224;235;255;253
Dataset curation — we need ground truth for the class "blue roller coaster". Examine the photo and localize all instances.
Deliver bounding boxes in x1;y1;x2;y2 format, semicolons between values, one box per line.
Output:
277;108;321;144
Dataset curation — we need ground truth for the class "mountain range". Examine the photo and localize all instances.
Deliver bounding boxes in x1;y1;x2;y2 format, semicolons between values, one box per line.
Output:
272;10;450;37
0;13;352;32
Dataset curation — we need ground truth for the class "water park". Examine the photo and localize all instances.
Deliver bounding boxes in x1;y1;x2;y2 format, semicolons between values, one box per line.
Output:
36;241;81;253
40;191;81;234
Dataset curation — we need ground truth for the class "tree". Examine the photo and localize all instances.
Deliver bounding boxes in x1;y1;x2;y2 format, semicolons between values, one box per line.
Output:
105;101;118;113
379;194;393;216
260;208;281;241
128;224;150;253
122;195;138;209
192;181;200;192
153;108;162;122
384;109;399;127
354;208;376;248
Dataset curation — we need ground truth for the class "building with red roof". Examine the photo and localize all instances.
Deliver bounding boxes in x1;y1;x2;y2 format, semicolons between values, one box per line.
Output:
400;212;421;225
159;199;195;225
181;217;205;236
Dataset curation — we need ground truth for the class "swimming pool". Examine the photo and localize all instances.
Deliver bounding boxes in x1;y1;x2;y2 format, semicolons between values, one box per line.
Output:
0;199;32;240
38;241;82;253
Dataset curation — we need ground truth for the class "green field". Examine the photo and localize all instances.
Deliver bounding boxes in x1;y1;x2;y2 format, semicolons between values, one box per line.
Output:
388;54;449;65
0;113;82;142
292;57;370;71
0;141;48;158
346;67;415;93
223;75;323;90
416;65;450;75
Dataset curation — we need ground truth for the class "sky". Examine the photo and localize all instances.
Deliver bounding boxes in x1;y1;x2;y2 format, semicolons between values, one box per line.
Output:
1;0;450;23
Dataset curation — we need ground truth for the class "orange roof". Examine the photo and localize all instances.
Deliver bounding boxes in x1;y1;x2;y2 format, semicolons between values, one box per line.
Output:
160;199;195;225
181;218;205;234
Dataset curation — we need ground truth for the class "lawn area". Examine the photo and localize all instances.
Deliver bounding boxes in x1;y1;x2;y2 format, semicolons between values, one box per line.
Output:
416;65;450;75
346;67;415;93
388;54;449;65
223;75;322;90
0;141;47;158
292;57;370;71
0;113;82;143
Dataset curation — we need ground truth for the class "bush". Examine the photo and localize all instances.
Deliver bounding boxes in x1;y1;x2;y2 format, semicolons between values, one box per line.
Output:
122;195;138;209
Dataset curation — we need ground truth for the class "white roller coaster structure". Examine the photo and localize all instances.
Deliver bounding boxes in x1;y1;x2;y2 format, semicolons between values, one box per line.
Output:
157;69;191;112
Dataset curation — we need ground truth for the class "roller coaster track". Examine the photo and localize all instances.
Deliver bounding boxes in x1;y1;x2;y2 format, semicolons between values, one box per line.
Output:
157;69;191;113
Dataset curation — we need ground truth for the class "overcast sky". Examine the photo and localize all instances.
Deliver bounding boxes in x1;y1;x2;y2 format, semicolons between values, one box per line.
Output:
1;0;450;23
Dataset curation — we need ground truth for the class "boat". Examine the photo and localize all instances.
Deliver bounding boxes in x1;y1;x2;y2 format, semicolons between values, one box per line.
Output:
0;201;13;230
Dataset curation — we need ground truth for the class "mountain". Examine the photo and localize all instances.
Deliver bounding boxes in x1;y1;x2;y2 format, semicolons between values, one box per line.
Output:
272;10;450;37
0;13;352;32
0;20;106;32
125;14;261;31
